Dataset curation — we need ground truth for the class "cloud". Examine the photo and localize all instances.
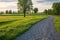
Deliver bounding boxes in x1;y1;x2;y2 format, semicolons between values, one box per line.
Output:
32;0;53;12
33;2;52;12
44;0;60;2
0;2;18;12
0;0;17;2
0;0;60;12
36;0;60;3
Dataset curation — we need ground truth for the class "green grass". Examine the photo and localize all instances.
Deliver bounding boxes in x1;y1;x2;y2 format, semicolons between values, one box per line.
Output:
0;15;47;40
54;16;60;34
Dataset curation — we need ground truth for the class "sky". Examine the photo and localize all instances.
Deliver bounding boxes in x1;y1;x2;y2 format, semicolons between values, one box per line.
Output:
0;0;60;12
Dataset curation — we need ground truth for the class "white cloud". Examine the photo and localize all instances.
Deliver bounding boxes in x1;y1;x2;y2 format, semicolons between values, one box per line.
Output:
0;0;52;12
32;0;52;12
0;2;18;12
0;0;60;12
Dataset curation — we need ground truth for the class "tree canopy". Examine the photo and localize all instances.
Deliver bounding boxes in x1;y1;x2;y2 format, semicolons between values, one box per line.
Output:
34;8;38;13
43;2;60;15
18;0;32;17
52;2;60;15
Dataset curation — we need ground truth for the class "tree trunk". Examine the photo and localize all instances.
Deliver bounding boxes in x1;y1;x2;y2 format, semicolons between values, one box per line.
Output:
23;8;26;17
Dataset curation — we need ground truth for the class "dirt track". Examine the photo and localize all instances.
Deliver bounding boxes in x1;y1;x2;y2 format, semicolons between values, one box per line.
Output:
15;17;59;40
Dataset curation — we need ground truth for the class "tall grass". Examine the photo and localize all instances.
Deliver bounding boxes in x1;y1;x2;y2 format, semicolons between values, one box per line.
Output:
54;16;60;34
0;15;47;40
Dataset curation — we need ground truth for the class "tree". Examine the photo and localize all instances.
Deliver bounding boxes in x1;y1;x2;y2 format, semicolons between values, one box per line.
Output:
44;9;48;15
52;2;60;15
9;10;12;14
34;8;38;13
5;10;12;14
6;10;9;14
47;9;53;15
18;0;32;17
0;11;4;14
44;9;54;15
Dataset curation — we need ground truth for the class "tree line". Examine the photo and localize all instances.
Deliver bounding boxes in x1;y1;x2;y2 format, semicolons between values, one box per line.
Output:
0;8;38;15
43;2;60;15
0;0;38;16
1;0;60;16
0;10;17;14
18;0;60;17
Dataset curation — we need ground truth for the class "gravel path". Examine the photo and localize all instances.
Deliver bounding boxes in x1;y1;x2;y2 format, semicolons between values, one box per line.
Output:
15;17;59;40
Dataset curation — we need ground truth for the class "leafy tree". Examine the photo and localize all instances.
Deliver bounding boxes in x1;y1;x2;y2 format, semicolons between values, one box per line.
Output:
9;10;12;14
44;9;48;15
0;11;4;14
44;9;54;15
5;10;12;14
52;2;60;15
18;0;32;17
6;10;9;14
47;9;53;15
34;8;38;13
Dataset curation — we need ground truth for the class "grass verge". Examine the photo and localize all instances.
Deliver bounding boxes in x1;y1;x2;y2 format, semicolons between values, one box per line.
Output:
0;15;47;40
54;15;60;34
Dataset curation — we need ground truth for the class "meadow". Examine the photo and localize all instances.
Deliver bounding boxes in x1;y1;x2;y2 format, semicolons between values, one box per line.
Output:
0;15;47;40
54;16;60;34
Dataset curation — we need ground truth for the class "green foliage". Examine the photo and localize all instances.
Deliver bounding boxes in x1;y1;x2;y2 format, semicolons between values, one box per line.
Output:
0;12;4;14
54;16;60;34
0;15;47;40
13;11;17;14
5;10;12;14
47;9;54;15
18;0;33;17
9;10;12;14
44;9;48;15
43;2;60;15
6;10;9;14
44;9;55;15
52;2;60;15
34;8;38;13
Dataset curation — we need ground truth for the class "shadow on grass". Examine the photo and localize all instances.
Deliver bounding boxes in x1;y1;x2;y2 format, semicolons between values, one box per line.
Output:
0;20;17;26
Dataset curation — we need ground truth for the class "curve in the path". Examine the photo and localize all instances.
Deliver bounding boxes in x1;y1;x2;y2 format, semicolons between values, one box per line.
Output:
15;17;59;40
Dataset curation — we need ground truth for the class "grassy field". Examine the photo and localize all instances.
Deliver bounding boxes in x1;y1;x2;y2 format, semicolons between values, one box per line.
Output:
54;16;60;34
0;15;47;40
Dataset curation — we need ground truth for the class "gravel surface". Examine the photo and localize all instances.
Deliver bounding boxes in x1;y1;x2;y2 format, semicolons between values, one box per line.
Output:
15;17;59;40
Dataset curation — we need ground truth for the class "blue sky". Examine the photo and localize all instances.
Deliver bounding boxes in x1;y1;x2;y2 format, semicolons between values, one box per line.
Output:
0;0;60;12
